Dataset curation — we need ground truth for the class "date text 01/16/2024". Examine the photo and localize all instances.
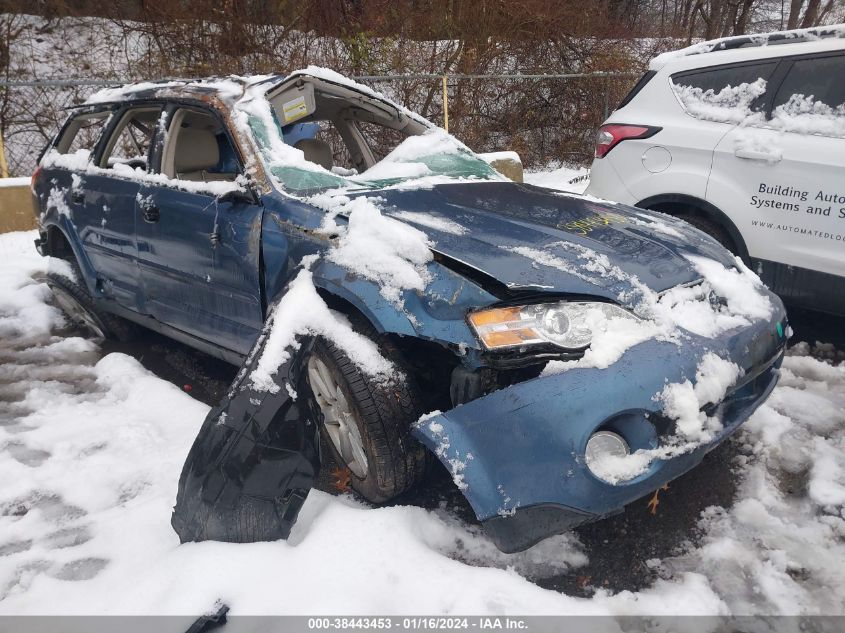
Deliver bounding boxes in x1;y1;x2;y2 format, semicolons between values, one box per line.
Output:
307;617;529;630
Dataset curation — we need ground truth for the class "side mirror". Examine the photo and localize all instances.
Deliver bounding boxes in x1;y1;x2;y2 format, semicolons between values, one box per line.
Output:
217;185;259;206
478;151;523;183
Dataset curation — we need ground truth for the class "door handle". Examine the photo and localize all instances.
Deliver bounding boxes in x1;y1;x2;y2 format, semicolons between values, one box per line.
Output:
734;149;782;163
143;206;160;223
71;191;84;204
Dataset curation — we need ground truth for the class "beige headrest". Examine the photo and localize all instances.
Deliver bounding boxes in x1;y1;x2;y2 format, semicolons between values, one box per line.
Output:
175;128;220;174
294;138;333;171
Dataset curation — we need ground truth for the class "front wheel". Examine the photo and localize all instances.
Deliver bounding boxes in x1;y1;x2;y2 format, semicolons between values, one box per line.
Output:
306;326;427;503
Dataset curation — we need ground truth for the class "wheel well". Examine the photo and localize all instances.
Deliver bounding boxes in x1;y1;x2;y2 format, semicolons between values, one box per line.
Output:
637;194;749;262
44;226;74;259
316;289;458;412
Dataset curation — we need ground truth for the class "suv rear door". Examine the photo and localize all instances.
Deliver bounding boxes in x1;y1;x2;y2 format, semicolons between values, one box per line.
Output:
82;105;163;310
137;104;265;355
707;52;845;311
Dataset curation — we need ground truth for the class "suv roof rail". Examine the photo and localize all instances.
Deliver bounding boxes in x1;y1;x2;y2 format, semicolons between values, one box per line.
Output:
707;24;845;53
650;23;845;69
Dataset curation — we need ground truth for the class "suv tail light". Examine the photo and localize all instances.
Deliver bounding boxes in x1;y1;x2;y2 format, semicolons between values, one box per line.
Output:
594;124;660;159
31;165;42;193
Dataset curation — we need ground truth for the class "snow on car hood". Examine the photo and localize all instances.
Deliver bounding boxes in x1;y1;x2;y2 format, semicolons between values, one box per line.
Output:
369;181;735;305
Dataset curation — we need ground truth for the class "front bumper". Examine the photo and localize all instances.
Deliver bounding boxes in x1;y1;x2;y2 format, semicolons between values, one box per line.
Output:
412;301;787;553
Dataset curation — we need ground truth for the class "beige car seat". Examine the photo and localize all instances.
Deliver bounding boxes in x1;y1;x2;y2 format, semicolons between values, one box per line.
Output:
294;138;333;171
174;128;237;182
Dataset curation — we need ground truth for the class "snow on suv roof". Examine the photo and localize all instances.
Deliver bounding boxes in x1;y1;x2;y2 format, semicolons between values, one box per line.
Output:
80;67;398;110
650;23;845;71
83;74;281;106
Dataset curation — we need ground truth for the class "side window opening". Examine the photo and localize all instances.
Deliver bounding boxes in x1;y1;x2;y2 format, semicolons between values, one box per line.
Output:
308;119;359;173
162;108;242;183
280;119;375;176
99;107;162;171
354;120;408;163
53;110;111;161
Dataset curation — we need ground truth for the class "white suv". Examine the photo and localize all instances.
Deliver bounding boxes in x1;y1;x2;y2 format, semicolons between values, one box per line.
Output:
586;26;845;316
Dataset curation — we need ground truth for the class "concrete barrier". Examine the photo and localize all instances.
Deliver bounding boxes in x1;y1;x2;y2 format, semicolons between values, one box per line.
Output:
477;151;524;183
0;178;37;233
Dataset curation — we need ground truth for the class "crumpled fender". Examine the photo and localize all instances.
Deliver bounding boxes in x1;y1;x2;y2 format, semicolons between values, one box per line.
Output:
309;257;493;352
260;211;492;353
172;327;320;543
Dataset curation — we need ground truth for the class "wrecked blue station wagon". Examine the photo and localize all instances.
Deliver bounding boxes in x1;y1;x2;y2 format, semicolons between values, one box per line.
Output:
32;69;788;552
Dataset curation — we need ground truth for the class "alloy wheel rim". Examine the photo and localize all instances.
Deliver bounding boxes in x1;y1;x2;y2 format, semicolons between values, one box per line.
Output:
307;355;369;478
50;285;106;340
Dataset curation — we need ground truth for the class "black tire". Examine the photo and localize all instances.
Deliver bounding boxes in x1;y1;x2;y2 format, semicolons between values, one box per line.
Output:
46;262;137;342
306;319;427;503
677;213;737;254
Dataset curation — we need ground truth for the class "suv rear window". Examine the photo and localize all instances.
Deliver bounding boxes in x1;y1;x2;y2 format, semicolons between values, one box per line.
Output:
670;61;778;124
672;61;778;94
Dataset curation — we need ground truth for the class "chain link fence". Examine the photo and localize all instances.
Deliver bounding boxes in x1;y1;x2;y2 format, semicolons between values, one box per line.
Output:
0;73;638;177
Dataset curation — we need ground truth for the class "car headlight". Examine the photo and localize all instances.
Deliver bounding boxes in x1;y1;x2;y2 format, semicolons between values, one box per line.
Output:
468;301;638;351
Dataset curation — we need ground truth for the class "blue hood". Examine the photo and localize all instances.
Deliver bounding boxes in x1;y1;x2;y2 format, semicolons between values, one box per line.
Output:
371;182;735;304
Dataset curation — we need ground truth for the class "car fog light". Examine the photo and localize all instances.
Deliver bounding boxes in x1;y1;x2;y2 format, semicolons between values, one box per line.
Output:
585;431;630;481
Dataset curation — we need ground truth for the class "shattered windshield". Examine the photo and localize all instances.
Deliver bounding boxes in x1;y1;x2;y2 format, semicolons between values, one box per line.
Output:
244;95;501;193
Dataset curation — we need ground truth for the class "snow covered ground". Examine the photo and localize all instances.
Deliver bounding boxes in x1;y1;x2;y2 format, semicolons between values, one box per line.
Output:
524;164;590;194
0;219;843;616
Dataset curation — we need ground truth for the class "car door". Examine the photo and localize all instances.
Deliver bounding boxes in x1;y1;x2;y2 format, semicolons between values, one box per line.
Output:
76;105;163;311
136;105;265;355
707;52;845;310
38;108;139;307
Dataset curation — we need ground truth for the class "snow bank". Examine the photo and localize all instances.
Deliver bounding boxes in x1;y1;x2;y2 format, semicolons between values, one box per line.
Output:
524;164;590;194
0;231;63;338
662;349;845;614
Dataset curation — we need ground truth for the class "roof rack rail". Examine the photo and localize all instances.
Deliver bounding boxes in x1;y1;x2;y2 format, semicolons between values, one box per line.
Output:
706;24;845;54
649;23;844;70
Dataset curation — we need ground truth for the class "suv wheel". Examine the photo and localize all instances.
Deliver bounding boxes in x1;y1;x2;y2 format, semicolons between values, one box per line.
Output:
677;213;737;254
306;322;427;503
46;263;136;341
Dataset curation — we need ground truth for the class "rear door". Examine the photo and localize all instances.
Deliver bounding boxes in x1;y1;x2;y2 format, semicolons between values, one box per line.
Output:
79;104;163;310
137;105;265;355
38;110;113;277
707;52;845;298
